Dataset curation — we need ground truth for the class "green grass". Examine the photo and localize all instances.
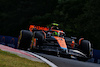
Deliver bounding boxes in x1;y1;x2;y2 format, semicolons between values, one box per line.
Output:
0;50;50;67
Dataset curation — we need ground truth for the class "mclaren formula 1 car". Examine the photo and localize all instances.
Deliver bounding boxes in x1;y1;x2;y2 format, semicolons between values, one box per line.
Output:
18;23;93;61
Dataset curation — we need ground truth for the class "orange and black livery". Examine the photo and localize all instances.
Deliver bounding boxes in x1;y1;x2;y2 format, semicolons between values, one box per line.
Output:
18;23;93;61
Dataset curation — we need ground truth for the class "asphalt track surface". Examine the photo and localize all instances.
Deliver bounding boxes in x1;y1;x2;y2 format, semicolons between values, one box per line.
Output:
35;53;100;67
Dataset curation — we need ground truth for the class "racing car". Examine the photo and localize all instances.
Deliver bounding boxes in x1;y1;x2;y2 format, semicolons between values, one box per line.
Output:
18;23;93;61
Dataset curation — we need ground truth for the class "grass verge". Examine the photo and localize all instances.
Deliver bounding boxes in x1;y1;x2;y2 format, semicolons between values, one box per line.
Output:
0;49;50;67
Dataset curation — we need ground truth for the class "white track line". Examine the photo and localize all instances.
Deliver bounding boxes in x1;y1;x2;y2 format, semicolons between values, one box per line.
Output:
27;51;58;67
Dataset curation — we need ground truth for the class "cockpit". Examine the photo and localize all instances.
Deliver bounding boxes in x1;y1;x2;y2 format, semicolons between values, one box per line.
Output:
46;30;65;38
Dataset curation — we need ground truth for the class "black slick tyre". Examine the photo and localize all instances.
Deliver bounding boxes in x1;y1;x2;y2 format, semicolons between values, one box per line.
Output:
18;30;33;50
77;40;92;61
35;31;44;46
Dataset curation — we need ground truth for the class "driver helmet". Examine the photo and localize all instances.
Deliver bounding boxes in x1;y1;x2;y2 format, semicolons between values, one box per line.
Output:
52;23;59;26
52;31;58;36
51;23;59;30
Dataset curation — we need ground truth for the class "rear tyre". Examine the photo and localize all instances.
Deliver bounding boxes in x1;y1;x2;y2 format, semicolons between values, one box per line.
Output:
18;30;33;50
35;31;44;46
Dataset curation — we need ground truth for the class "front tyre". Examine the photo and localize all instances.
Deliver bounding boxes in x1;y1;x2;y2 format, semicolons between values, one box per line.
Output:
78;40;93;61
81;40;92;57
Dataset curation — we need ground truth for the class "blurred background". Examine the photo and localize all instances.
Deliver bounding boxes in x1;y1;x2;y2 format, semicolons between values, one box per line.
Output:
0;0;100;49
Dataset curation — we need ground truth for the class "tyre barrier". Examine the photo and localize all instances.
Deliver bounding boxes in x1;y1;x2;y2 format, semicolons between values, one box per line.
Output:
0;35;100;64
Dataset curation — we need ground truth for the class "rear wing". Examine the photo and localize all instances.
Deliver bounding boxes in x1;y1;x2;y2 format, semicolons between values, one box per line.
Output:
29;25;49;32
